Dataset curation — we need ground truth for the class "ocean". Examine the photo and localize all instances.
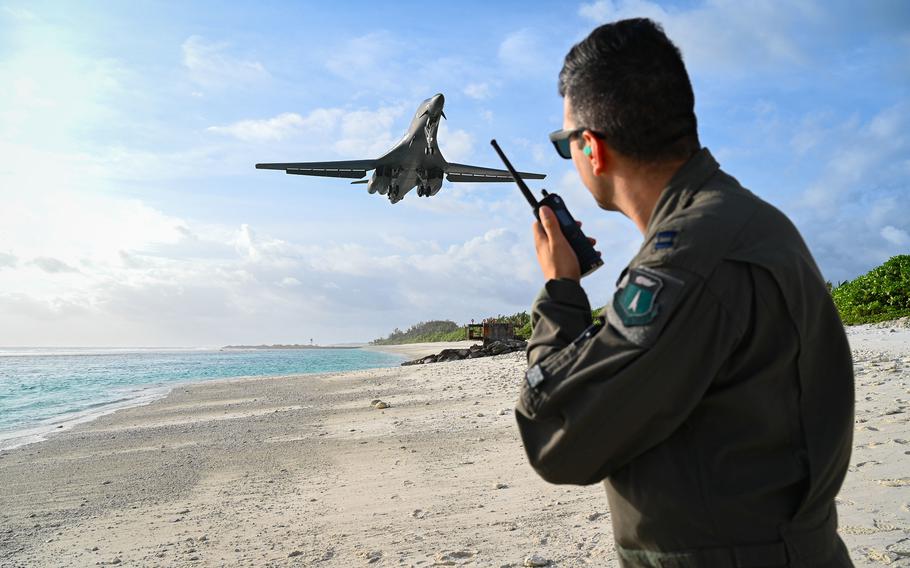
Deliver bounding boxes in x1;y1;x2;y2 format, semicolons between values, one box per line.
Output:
0;347;407;451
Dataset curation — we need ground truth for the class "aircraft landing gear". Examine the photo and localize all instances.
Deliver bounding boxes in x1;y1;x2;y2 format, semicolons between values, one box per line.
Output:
425;126;437;155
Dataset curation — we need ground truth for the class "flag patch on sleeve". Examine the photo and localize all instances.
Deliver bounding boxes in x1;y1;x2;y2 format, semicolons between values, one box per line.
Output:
654;230;677;250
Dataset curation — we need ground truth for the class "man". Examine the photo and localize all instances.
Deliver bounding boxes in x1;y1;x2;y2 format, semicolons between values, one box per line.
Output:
515;18;855;568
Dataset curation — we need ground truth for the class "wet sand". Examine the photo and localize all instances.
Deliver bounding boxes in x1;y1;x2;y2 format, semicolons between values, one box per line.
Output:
0;326;908;566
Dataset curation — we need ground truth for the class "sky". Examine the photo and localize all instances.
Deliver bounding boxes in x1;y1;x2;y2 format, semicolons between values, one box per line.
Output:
0;0;908;347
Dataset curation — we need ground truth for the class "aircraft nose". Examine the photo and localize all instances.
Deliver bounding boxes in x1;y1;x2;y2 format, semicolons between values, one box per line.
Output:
432;93;445;111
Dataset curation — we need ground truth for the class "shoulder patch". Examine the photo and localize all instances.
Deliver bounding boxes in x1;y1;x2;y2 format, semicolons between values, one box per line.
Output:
613;268;663;326
607;266;686;347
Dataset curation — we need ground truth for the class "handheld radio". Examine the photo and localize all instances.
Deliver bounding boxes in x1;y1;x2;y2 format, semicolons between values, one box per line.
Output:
490;139;603;278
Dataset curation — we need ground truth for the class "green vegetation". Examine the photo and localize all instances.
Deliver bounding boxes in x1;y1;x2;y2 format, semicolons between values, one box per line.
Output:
514;308;604;340
374;256;910;341
494;311;532;340
370;320;465;345
831;255;910;325
372;308;607;344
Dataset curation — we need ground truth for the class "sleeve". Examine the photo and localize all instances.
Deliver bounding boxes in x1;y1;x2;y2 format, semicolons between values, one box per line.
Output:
526;278;594;368
515;264;746;486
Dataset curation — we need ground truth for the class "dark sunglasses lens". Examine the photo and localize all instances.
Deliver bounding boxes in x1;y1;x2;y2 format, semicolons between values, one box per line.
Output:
553;137;572;159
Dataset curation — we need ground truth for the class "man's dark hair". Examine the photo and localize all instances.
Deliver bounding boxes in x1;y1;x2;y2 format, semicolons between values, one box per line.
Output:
559;18;700;163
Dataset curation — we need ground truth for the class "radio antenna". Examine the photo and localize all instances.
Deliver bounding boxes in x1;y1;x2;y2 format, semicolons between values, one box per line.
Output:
490;139;539;209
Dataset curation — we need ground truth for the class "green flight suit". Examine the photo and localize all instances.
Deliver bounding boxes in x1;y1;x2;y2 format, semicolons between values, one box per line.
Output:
516;149;855;567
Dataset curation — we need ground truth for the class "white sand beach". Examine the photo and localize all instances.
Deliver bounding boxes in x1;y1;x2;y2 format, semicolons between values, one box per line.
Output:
0;326;908;567
363;341;479;360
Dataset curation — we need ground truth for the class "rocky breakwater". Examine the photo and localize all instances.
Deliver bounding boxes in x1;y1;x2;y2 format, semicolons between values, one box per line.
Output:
401;339;528;366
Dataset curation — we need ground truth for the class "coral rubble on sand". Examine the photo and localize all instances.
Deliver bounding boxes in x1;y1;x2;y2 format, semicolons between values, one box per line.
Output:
401;339;527;366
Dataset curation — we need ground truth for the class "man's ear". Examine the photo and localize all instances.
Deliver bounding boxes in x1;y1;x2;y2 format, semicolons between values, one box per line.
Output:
582;131;611;176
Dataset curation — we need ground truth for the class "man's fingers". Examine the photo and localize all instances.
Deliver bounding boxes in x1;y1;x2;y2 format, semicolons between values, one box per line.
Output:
532;206;584;281
588;237;597;246
538;206;562;238
532;219;547;249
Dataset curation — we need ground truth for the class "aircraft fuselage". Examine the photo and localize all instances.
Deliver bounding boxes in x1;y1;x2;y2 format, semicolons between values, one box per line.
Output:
255;93;545;204
368;93;447;203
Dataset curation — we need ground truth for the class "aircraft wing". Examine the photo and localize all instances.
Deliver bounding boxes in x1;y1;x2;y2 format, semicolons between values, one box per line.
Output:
255;159;378;179
445;162;545;183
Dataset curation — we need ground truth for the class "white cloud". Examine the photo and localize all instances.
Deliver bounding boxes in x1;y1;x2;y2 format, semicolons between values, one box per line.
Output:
463;82;491;100
2;190;185;264
577;0;812;75
881;225;910;246
0;205;548;345
5;2;901;348
789;111;831;156
333;104;409;158
438;121;474;163
206;102;409;159
531;143;549;165
498;29;546;74
32;257;79;274
800;104;909;212
277;277;301;288
1;6;38;21
181;35;269;88
579;0;662;25
0;103;553;346
0;44;124;146
208;112;308;142
324;31;402;82
786;103;910;282
0;292;88;321
207;109;343;142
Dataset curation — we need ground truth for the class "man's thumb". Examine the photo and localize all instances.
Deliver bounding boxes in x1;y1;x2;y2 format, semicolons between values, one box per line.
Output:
539;206;560;236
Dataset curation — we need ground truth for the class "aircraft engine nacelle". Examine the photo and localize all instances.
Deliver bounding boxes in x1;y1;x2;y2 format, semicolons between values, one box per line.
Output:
367;171;390;195
428;176;443;196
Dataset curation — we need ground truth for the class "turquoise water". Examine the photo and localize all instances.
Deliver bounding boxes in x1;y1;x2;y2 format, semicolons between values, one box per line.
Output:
0;347;406;449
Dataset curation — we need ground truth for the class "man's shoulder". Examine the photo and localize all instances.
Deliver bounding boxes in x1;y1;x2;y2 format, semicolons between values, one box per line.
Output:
638;169;805;279
634;174;752;278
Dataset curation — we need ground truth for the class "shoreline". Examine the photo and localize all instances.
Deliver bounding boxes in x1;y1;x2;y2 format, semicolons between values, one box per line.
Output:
360;340;478;360
0;384;172;453
0;342;469;454
0;348;409;453
0;331;908;565
0;351;613;567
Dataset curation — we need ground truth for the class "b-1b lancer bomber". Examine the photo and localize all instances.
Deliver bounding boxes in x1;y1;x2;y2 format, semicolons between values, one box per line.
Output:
255;93;545;204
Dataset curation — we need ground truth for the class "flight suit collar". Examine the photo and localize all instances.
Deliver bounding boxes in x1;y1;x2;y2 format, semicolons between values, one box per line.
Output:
644;148;720;241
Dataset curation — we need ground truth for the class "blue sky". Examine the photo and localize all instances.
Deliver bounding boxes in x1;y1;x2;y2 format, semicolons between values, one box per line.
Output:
0;0;908;346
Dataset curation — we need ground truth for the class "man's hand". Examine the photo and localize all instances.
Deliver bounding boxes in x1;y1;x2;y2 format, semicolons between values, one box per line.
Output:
532;206;598;282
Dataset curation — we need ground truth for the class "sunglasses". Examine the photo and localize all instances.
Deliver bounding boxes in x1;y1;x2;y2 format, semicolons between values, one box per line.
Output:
549;128;607;159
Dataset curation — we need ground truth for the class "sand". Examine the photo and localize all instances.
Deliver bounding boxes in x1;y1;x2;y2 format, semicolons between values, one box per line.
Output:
363;341;479;360
0;327;908;567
